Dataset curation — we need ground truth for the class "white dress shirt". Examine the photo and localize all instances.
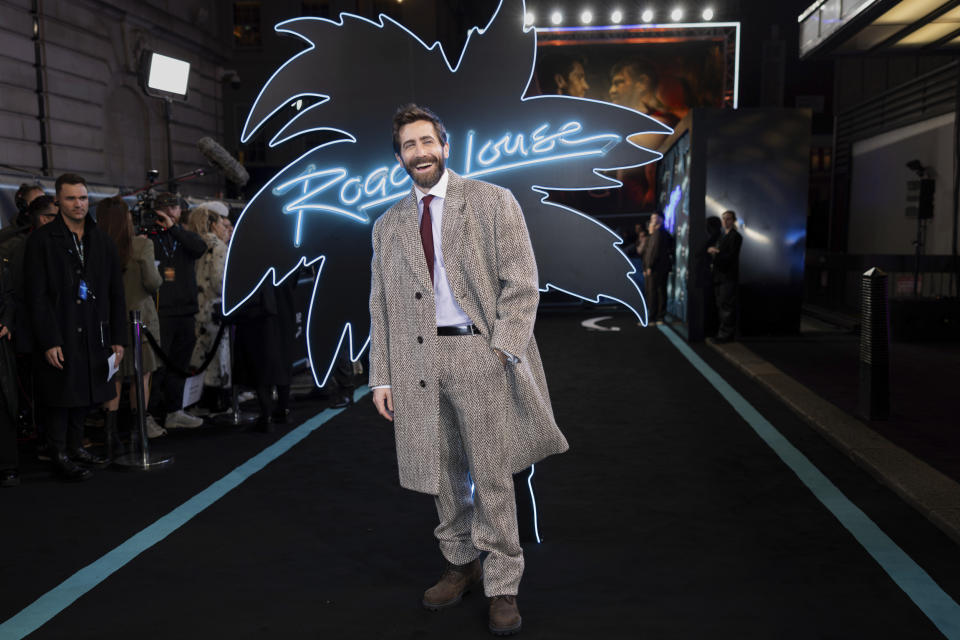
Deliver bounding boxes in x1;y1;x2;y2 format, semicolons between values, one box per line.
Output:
416;169;473;328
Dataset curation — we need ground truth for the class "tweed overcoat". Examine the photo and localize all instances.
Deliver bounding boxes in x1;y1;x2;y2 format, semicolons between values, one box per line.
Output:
368;170;569;495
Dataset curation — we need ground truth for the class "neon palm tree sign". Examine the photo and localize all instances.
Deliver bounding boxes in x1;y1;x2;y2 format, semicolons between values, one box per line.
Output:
223;0;670;386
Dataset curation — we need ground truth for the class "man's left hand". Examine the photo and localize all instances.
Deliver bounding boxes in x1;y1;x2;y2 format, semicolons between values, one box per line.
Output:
707;247;719;255
112;345;124;366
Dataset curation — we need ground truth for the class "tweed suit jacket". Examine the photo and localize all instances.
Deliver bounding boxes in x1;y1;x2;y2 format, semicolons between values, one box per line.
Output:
369;170;569;495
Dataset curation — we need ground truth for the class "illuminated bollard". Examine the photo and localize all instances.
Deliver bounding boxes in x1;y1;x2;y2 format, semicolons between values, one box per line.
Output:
858;267;889;421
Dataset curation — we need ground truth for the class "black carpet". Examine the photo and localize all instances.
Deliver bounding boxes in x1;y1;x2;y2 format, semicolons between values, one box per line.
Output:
2;311;959;639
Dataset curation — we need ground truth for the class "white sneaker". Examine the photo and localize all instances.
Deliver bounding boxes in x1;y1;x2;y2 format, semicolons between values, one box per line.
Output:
146;415;167;439
165;410;204;429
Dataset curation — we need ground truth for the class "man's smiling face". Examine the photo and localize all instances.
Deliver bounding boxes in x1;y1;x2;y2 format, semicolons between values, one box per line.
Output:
396;119;450;191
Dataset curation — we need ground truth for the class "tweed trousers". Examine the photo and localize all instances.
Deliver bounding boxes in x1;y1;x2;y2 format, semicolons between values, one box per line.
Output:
433;333;524;597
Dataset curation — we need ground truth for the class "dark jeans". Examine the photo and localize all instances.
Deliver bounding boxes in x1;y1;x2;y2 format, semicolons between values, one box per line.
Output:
645;269;668;323
45;406;90;453
714;280;738;339
155;314;197;416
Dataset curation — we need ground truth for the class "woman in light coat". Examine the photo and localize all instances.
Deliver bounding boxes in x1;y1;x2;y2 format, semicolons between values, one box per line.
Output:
96;197;165;446
185;204;231;401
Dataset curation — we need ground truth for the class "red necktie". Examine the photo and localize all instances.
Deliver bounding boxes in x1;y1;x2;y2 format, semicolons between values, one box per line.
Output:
419;194;435;284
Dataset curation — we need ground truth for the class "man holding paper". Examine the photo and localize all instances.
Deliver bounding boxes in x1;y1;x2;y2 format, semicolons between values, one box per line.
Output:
24;173;127;480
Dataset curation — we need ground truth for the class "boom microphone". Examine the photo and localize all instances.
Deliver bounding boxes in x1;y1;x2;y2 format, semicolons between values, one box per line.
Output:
197;137;249;186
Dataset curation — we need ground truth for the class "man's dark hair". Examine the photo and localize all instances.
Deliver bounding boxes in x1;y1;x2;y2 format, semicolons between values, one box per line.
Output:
721;210;737;221
610;57;658;89
539;53;584;94
54;172;87;196
392;104;447;155
27;194;56;226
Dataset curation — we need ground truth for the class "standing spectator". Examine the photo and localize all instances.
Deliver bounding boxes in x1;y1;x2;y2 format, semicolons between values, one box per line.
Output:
708;210;743;343
695;216;723;337
624;222;648;292
0;195;60;460
24;173;126;480
150;193;207;429
97;197;166;446
219;211;234;242
185;204;231;408
12;182;45;227
0;255;19;486
642;212;673;324
233;278;296;432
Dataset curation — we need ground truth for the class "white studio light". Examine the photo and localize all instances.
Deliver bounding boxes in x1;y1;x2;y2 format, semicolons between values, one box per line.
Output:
143;51;191;98
702;7;715;21
550;10;563;25
671;7;684;21
641;8;654;22
611;8;623;23
524;11;535;26
580;9;593;24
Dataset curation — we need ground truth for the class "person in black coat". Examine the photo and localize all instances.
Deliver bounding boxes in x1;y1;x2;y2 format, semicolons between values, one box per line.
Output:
642;212;674;324
24;174;126;480
0;256;20;486
232;278;297;432
149;192;208;429
707;210;743;343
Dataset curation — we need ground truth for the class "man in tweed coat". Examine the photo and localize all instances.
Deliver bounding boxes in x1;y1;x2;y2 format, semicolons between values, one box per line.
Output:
369;105;568;636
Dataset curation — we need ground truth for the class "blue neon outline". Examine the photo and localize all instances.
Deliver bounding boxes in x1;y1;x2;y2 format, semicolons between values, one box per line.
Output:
527;464;541;543
226;0;665;387
268;118;631;247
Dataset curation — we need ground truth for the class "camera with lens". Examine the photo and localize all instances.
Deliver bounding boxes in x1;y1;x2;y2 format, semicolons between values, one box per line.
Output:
130;191;164;236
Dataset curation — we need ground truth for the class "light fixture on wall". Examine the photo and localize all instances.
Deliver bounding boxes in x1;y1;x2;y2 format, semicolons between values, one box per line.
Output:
138;50;193;190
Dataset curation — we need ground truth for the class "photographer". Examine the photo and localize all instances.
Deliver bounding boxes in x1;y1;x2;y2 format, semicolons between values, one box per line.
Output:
149;193;207;429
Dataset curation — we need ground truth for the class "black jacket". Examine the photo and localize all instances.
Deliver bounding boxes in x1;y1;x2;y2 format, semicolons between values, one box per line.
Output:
712;228;743;284
151;224;207;317
643;227;674;274
0;257;17;421
24;214;127;407
0;225;32;353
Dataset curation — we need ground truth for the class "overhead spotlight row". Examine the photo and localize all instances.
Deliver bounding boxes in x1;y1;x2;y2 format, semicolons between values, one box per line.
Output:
524;6;716;26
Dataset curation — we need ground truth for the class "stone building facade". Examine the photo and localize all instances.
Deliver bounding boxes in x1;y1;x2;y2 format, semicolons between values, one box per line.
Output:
0;0;232;198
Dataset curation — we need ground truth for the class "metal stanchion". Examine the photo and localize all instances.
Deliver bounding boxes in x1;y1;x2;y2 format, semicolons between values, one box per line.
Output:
114;310;174;470
214;324;257;426
858;267;890;421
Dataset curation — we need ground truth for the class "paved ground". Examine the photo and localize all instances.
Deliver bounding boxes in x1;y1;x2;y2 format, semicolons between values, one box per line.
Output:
2;311;959;639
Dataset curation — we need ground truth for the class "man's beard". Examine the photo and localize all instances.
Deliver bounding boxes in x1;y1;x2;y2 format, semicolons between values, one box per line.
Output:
403;152;446;190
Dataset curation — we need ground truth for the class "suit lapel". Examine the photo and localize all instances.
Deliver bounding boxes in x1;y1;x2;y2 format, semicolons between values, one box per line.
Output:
395;189;434;293
440;170;467;294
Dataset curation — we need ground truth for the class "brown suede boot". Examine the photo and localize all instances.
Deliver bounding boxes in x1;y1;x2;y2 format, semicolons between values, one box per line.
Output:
488;595;521;636
422;559;482;610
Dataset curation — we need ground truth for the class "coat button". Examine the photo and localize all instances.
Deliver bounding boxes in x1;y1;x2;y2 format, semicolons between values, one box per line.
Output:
415;292;422;300
417;336;423;343
419;380;426;388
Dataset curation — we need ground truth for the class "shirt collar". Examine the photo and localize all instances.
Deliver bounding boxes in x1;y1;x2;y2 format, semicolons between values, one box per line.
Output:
414;168;449;203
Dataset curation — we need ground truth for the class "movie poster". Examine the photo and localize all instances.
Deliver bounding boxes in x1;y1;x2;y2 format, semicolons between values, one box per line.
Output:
530;26;733;215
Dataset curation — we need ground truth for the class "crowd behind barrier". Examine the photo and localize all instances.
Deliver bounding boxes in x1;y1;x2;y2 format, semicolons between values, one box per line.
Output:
0;172;738;488
0;174;358;487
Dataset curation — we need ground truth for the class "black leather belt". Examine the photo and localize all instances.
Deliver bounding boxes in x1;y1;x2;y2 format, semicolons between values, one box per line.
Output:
437;324;481;336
